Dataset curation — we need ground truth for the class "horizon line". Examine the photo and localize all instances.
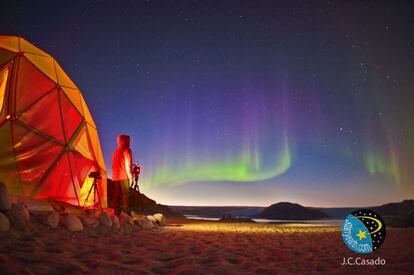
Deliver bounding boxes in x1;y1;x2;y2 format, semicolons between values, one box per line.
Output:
166;198;413;209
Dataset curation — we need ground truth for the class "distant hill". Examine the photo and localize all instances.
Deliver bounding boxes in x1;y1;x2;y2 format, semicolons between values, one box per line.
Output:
170;199;414;225
316;200;414;226
316;207;356;219
371;200;414;226
372;200;414;217
256;202;330;220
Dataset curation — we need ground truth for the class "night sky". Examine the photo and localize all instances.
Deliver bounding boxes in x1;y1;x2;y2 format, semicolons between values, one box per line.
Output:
1;0;413;207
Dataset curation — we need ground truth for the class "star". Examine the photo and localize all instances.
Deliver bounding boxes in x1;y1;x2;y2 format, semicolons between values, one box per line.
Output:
356;229;367;240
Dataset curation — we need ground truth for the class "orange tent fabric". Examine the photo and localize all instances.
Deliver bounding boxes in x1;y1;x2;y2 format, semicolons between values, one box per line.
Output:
0;36;107;207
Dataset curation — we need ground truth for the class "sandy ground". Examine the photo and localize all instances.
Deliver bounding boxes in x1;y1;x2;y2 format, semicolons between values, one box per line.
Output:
0;218;413;274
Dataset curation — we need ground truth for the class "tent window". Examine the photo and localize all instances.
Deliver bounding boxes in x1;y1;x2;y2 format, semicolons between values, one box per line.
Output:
0;67;9;114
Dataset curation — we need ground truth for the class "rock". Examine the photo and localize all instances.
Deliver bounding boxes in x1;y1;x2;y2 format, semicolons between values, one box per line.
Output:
64;206;85;216
0;212;10;231
9;202;30;231
0;182;11;211
99;212;112;227
46;211;59;228
84;209;103;218
119;212;133;225
49;201;66;213
90;219;99;227
63;215;84;231
141;218;155;229
130;213;145;220
153;213;167;226
80;216;99;228
127;189;184;218
146;215;157;224
133;215;155;229
22;198;53;213
131;213;154;229
112;215;120;229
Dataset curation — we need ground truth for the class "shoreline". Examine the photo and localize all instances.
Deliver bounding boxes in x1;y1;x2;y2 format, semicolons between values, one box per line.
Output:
184;215;344;225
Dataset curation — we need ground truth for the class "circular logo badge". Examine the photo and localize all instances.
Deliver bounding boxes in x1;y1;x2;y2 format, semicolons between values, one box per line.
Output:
341;209;386;254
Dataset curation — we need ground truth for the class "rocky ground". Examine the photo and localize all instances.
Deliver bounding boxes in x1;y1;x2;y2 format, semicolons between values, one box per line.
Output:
0;181;169;274
1;183;414;274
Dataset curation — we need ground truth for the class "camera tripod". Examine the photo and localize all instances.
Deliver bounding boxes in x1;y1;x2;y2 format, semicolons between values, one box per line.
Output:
130;164;141;192
82;172;103;215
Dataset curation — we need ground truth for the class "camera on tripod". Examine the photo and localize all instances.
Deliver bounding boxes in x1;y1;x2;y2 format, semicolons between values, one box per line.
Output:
89;171;102;179
130;163;141;192
132;164;140;176
83;169;102;211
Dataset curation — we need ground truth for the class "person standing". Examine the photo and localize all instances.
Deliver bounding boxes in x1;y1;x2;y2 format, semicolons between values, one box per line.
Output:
111;134;133;215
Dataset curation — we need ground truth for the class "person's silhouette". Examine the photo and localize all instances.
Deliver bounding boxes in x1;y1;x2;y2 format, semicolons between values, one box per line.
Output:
111;134;133;215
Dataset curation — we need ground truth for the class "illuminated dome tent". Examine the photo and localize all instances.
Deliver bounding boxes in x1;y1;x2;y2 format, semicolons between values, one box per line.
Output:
0;36;107;207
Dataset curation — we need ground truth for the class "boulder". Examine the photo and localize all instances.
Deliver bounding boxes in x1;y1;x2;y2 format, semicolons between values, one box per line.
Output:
141;218;155;229
9;202;30;231
99;212;112;227
63;215;84;232
112;215;120;229
0;212;10;231
146;215;157;224
153;213;167;226
80;216;99;228
64;206;85;216
130;213;145;220
0;182;11;211
91;219;99;227
24;199;53;214
133;215;155;229
119;212;133;225
46;211;59;229
49;201;66;213
142;217;155;229
84;209;103;218
127;189;184;218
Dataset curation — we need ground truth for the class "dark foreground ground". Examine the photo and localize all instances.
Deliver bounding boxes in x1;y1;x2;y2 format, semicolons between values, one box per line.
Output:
0;219;413;274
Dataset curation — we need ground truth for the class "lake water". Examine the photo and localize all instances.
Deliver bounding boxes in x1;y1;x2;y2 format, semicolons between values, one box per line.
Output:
185;215;343;225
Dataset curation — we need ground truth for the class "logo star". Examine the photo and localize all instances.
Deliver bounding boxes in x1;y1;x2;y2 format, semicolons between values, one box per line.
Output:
356;229;367;240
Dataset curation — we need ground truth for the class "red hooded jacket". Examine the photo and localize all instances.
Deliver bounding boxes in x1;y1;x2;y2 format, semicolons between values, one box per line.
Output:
111;135;133;181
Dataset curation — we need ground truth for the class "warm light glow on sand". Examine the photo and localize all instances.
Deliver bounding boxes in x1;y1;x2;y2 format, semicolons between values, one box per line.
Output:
167;222;340;234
